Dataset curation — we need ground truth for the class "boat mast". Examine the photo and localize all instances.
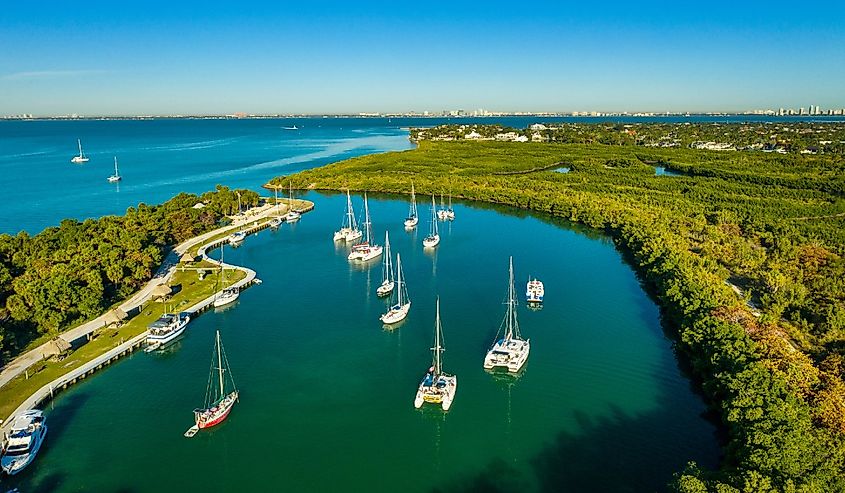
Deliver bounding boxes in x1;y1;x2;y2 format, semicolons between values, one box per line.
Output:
410;182;417;218
275;187;279;217
77;139;83;157
505;257;519;341
220;244;226;286
114;157;119;175
216;331;225;398
289;180;294;211
433;298;443;375
430;195;438;236
346;190;357;230
382;231;393;283
395;254;404;305
363;193;372;243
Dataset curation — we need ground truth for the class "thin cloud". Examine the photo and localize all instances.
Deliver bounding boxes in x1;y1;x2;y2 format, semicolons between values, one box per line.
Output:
1;70;107;81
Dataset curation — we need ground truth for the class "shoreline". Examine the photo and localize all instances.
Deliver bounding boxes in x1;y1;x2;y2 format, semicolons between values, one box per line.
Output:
0;199;314;431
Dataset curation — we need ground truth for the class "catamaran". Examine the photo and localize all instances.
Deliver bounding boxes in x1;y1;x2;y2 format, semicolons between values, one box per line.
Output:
146;311;191;350
1;410;47;475
380;253;410;324
422;194;440;248
414;298;457;411
348;193;383;261
284;181;301;223
404;182;419;229
213;245;239;308
376;231;395;297
70;139;89;164
333;190;363;242
483;257;530;373
107;156;122;183
526;277;544;304
185;330;239;437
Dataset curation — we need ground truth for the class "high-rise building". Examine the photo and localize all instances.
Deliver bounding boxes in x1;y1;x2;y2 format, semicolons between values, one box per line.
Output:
800;107;807;115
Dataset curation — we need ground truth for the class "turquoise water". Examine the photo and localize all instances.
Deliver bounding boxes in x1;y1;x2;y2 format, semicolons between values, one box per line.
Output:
4;192;719;492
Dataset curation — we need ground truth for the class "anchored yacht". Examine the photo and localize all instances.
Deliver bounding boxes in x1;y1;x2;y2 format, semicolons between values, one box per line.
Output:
1;409;47;476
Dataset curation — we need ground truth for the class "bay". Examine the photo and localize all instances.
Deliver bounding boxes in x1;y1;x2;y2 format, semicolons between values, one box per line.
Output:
5;192;719;492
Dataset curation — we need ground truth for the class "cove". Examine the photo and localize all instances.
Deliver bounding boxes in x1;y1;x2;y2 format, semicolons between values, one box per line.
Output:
5;191;719;492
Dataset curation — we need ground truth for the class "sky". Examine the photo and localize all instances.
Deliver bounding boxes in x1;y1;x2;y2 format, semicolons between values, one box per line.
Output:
1;1;844;115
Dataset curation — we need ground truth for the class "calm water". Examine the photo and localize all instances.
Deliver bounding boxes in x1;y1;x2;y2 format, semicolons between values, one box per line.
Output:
5;192;719;492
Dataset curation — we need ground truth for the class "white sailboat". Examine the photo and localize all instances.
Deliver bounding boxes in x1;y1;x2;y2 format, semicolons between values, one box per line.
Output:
348;193;383;261
228;193;246;245
185;330;239;437
437;192;449;221
284;181;301;223
483;257;530;373
380;253;410;324
414;298;457;411
333;190;363;242
70;138;89;163
376;231;395;297
404;182;419;229
422;194;440;248
445;190;455;220
213;245;239;308
107;156;122;183
269;187;282;229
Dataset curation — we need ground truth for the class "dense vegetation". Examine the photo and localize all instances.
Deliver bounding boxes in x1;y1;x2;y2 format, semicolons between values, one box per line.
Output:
0;185;259;362
270;134;845;491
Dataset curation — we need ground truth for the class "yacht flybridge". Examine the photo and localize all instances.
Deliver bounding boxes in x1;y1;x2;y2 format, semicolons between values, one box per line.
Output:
334;190;363;242
422;194;440;248
376;231;395;297
483;257;530;373
404;182;419;229
414;298;457;411
70;139;89;163
380;253;410;324
348;193;383;261
1;409;47;475
185;330;239;437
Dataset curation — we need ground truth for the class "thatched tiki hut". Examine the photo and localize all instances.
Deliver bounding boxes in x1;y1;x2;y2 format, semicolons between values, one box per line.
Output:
179;252;197;264
151;284;173;301
47;337;72;360
103;307;128;327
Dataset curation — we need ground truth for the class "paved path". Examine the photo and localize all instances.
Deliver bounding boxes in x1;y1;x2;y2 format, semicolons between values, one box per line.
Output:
0;202;287;390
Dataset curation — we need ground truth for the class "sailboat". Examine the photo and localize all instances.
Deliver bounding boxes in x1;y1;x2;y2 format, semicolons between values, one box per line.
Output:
437;192;449;221
213;245;239;308
404;182;419;229
422;194;440;248
347;193;383;261
333;190;363;242
380;253;410;324
107;156;122;183
185;330;239;437
70;139;89;164
414;298;457;411
284;181;301;223
228;193;247;245
483;257;530;373
445;190;455;220
269;187;282;229
376;231;395;297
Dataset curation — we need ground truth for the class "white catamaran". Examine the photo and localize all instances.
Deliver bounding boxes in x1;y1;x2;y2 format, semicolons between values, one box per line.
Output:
213;245;239;308
380;253;410;324
422;194;440;248
348;193;383;261
285;181;301;223
107;156;122;183
70;138;89;164
483;257;530;373
376;231;395;297
414;298;457;411
185;330;239;437
404;182;419;229
334;190;363;242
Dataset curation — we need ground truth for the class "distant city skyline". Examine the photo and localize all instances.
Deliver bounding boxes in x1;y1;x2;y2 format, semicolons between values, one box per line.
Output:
1;1;844;115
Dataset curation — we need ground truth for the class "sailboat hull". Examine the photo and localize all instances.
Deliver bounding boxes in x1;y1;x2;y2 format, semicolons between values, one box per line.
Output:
376;280;395;297
404;217;418;228
422;234;440;248
380;302;411;324
195;391;239;429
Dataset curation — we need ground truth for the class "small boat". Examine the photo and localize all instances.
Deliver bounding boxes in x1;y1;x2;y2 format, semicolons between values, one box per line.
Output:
269;188;282;229
283;124;298;130
186;330;239;437
445;191;455;221
107;156;122;183
380;253;410;324
228;230;246;246
333;190;363;242
422;194;440;248
1;410;47;475
414;298;457;411
213;245;240;308
146;311;190;348
348;193;383;261
284;181;301;223
483;257;530;373
526;277;544;304
376;231;395;297
437;192;449;221
70;138;89;164
403;182;419;229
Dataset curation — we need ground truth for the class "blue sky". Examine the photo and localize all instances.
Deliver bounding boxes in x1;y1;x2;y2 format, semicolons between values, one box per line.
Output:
1;1;843;115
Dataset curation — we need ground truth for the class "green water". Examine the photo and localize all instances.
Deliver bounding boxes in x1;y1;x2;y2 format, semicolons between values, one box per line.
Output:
5;192;718;492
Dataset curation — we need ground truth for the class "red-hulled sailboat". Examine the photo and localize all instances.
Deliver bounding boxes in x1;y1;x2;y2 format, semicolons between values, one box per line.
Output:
185;330;238;437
